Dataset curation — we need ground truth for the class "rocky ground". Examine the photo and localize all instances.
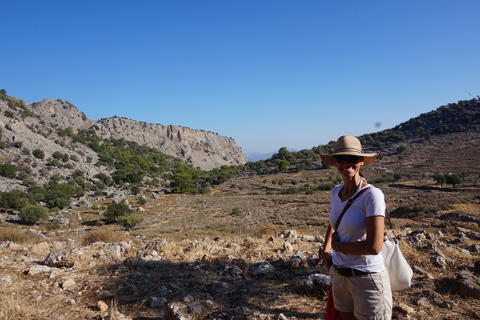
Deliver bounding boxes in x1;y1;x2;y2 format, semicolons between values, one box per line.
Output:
1;168;480;320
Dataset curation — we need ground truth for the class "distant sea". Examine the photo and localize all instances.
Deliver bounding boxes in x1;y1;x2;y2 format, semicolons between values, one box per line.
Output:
245;148;298;162
245;152;275;162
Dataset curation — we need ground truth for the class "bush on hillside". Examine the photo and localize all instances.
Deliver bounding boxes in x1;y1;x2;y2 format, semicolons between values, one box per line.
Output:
0;163;18;179
13;141;23;148
33;149;45;159
0;190;34;211
445;173;462;188
20;205;49;224
117;216;144;231
280;187;298;195
104;200;132;222
4;110;14;118
43;181;81;209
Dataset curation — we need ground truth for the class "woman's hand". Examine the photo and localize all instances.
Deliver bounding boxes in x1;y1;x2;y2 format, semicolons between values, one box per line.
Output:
321;249;333;269
331;232;339;251
322;225;334;269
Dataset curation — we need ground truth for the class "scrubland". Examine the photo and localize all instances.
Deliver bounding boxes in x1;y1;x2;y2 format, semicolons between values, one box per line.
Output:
1;166;480;319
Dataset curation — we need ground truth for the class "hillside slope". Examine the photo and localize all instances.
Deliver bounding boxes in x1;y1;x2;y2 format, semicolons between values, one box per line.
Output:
250;98;480;178
0;95;247;171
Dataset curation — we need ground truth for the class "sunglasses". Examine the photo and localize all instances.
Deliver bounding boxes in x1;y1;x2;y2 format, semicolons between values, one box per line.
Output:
334;155;362;164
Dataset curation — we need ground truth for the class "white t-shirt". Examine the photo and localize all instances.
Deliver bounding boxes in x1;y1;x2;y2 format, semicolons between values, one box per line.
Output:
329;183;386;273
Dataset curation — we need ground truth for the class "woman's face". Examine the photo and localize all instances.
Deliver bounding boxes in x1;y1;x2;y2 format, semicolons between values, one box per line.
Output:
334;155;364;179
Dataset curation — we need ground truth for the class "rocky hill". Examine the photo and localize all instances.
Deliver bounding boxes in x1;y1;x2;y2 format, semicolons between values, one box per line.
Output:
250;98;480;178
0;94;247;172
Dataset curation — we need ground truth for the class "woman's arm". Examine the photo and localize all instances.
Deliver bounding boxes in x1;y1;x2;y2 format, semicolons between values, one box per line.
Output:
322;225;334;268
331;216;385;255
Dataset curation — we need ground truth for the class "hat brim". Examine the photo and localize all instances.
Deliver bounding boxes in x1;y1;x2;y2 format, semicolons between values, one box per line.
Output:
320;152;377;166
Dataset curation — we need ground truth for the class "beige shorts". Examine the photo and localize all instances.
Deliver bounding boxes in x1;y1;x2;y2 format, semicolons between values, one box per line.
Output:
329;266;392;320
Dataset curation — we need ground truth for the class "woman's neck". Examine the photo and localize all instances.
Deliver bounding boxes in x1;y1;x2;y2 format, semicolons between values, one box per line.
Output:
340;176;363;201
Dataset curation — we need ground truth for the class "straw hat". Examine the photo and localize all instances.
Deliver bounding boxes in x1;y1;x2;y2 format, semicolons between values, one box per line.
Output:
320;135;377;165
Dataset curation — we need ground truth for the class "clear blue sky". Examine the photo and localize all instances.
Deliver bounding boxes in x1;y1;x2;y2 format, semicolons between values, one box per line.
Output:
2;1;479;155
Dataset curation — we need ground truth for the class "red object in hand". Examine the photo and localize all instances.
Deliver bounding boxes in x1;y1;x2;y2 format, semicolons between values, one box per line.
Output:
325;284;342;320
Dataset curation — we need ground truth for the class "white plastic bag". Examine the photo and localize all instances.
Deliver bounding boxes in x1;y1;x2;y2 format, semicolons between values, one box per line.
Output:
381;236;413;291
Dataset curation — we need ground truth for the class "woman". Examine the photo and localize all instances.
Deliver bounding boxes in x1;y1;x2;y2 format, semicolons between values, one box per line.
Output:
320;135;392;320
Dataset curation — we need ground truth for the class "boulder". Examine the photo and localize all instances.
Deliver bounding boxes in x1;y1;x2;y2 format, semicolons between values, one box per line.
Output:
304;274;330;293
453;271;480;298
248;262;275;277
44;249;74;268
164;301;216;320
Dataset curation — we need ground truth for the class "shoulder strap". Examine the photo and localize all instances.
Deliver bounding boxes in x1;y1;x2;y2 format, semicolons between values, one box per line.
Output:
334;187;370;231
384;207;399;243
385;207;394;230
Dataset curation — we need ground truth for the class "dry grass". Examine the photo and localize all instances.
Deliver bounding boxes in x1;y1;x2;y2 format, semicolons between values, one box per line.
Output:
0;226;45;244
0;293;38;320
81;228;128;246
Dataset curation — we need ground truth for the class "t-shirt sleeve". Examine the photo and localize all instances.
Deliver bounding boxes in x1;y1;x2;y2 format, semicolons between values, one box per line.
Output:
364;187;386;218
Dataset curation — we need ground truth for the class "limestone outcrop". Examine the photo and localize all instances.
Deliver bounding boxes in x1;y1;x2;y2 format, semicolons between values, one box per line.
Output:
27;98;247;170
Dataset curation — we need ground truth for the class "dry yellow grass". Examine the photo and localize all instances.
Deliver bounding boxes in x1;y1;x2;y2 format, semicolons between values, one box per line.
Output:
81;228;128;246
0;227;45;244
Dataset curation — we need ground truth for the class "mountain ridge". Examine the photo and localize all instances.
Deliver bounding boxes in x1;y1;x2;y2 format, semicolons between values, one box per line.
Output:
1;95;247;171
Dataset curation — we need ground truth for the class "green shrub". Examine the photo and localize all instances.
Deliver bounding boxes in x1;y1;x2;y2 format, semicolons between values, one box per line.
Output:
4;110;14;118
231;207;242;215
445;173;462;188
47;159;63;168
53;151;69;162
130;185;140;195
94;173;112;186
198;186;211;194
316;183;335;191
17;171;29;181
0;163;18;179
43;181;79;209
22;178;37;186
104;200;132;222
83;181;93;191
53;151;64;160
280;187;298;194
138;197;147;205
45;223;61;231
13;141;23;148
170;172;197;193
117;216;144;230
20;205;49;224
0;190;33;210
370;175;395;184
33;149;45;159
72;170;84;179
27;185;45;202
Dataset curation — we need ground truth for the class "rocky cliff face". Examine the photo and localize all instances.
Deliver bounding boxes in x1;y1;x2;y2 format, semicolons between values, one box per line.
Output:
94;117;246;170
4;98;247;170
